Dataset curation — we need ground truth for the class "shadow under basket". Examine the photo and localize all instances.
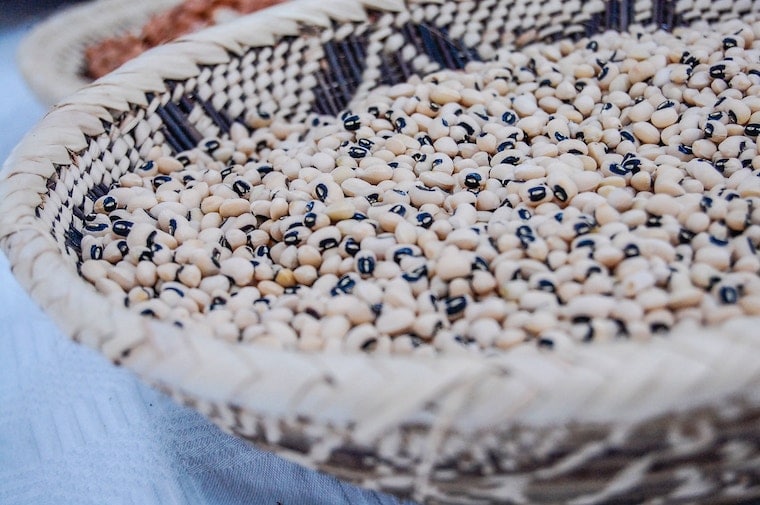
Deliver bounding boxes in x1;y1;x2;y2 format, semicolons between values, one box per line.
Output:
2;0;760;503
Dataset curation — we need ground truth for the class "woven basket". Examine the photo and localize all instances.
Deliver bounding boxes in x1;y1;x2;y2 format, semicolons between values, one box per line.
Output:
18;0;183;106
3;0;760;503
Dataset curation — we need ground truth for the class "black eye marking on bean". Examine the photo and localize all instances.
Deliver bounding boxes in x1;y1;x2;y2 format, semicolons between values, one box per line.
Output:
620;130;636;143
496;140;514;152
232;180;250;196
102;196;117;212
647;216;663;228
445;296;467;315
608;163;628;176
417;134;433;146
574;221;592;235
416;212;433;228
575;238;595;249
330;274;357;296
89;245;103;260
537;279;556;292
112;220;133;236
528;185;547;202
283;230;302;246
678;228;696;244
623;243;640;257
315;183;328;201
255;245;271;258
472;256;489;271
709;64;726;79
344;237;360;256
393;247;415;263
464;173;482;189
390;204;407;216
650;322;669;334
501;111;516;125
343;114;361;131
319;238;339;251
537;337;554;349
357;256;376;274
138;160;155;172
304;213;317;228
553;185;568;202
220;166;234;178
745;124;760;137
458;121;475;136
402;265;428;282
138;249;153;262
709;235;729;246
348;146;368;159
152;175;172;189
204;139;220;152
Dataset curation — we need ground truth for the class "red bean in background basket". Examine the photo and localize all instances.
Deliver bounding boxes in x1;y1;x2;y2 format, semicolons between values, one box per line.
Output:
85;0;285;78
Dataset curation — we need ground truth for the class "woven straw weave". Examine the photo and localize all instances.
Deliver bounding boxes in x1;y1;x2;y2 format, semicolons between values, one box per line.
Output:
18;0;183;106
3;0;760;503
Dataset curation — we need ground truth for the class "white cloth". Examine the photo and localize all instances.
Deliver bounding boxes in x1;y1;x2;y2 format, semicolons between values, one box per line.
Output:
0;22;413;505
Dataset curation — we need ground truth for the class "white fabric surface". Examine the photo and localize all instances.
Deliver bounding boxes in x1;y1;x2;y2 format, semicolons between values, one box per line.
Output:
0;21;414;505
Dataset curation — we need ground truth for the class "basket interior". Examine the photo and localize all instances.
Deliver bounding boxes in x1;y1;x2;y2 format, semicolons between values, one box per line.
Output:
43;0;747;269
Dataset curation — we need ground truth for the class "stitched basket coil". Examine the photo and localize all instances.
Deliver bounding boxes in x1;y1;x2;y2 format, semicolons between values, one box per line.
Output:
17;0;184;106
3;0;760;503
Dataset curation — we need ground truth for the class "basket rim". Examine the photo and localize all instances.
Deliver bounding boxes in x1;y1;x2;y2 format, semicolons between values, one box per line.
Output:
3;0;760;444
17;0;183;106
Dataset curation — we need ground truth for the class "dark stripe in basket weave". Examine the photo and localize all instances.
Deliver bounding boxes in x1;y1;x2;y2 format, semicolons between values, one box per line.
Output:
64;226;83;253
406;23;479;70
312;34;368;116
147;91;203;153
313;22;480;115
196;95;234;134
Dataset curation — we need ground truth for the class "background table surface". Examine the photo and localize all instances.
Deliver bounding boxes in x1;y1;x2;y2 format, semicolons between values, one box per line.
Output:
0;7;415;505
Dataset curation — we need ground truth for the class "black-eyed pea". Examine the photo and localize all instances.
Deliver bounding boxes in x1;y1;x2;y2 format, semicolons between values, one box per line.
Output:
551;273;583;301
631;121;661;144
739;294;760;315
703;297;743;325
491;326;526;350
572;93;595;117
719;97;752;124
81;259;109;283
649;104;679;128
131;298;170;319
565;293;616;320
108;263;136;291
344;323;381;352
